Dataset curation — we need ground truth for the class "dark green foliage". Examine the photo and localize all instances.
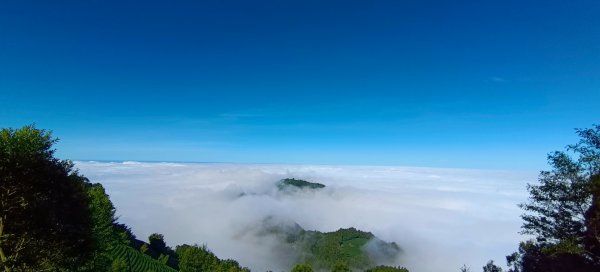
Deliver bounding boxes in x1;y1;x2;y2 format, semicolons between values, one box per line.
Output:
111;244;177;272
508;125;600;271
111;257;128;272
0;125;95;270
365;265;410;272
0;125;185;272
140;244;149;254
159;253;169;264
142;233;178;269
293;227;399;270
176;244;250;272
221;259;246;272
506;240;594;272
113;222;136;241
584;174;600;263
277;178;326;190
307;228;373;269
460;265;470;272
149;233;168;253
330;262;350;272
520;125;600;243
291;263;314;272
176;244;214;272
262;216;401;270
83;182;132;271
483;260;502;272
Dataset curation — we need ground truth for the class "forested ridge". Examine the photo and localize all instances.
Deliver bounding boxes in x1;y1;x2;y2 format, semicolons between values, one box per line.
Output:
1;124;599;271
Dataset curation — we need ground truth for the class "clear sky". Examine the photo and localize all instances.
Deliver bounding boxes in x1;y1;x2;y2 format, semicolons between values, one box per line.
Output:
1;0;598;170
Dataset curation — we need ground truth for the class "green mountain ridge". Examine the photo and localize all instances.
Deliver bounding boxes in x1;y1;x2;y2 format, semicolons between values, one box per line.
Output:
263;179;401;270
258;216;401;270
277;178;326;191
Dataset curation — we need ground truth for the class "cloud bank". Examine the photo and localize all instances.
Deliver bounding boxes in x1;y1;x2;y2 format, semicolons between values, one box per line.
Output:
76;161;536;272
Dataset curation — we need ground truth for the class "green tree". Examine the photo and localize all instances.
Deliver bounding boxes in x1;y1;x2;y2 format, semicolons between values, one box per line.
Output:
176;244;249;272
82;182;132;271
365;265;410;272
148;233;179;269
291;263;314;272
149;233;168;253
158;253;170;264
584;174;600;263
220;259;248;272
507;125;600;271
0;125;94;271
520;125;600;243
331;262;350;272
140;244;149;254
482;260;502;272
110;257;128;272
176;244;218;272
506;240;592;272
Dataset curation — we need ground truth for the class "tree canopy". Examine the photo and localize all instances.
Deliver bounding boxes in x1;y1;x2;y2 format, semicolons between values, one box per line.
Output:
482;260;502;272
290;263;313;272
364;265;410;272
0;125;147;271
176;244;249;272
0;125;94;270
508;125;600;272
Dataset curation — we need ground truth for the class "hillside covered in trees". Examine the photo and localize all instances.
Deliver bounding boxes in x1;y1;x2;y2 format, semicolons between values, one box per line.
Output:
277;178;326;191
257;216;401;270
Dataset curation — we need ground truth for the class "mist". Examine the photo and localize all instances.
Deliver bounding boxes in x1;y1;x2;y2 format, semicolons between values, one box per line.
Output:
75;161;536;272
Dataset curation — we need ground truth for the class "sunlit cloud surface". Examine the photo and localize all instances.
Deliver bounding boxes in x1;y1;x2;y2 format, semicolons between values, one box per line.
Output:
76;161;536;272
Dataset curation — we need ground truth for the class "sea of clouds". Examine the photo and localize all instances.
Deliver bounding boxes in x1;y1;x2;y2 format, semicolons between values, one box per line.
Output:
75;161;537;272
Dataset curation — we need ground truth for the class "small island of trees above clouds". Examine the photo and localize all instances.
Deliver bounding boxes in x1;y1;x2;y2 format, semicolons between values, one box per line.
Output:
1;124;600;272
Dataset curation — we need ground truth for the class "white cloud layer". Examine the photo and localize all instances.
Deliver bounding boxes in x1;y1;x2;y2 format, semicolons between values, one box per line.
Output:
75;161;536;272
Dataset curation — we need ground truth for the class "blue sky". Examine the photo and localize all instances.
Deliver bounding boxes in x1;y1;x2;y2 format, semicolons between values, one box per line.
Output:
1;0;598;170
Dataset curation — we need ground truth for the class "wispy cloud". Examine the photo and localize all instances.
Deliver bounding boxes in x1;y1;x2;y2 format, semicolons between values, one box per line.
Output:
490;76;506;82
218;112;267;121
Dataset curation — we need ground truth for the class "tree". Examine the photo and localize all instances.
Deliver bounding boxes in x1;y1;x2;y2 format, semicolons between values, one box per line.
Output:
140;244;149;254
506;240;593;272
220;259;248;272
460;265;470;272
176;244;249;272
331;262;351;272
149;233;168;253
365;265;410;272
520;125;600;243
507;125;600;271
177;244;218;272
584;174;600;263
291;263;314;272
81;182;132;271
483;260;502;272
110;257;128;272
158;253;169;264
147;232;179;269
0;125;95;271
